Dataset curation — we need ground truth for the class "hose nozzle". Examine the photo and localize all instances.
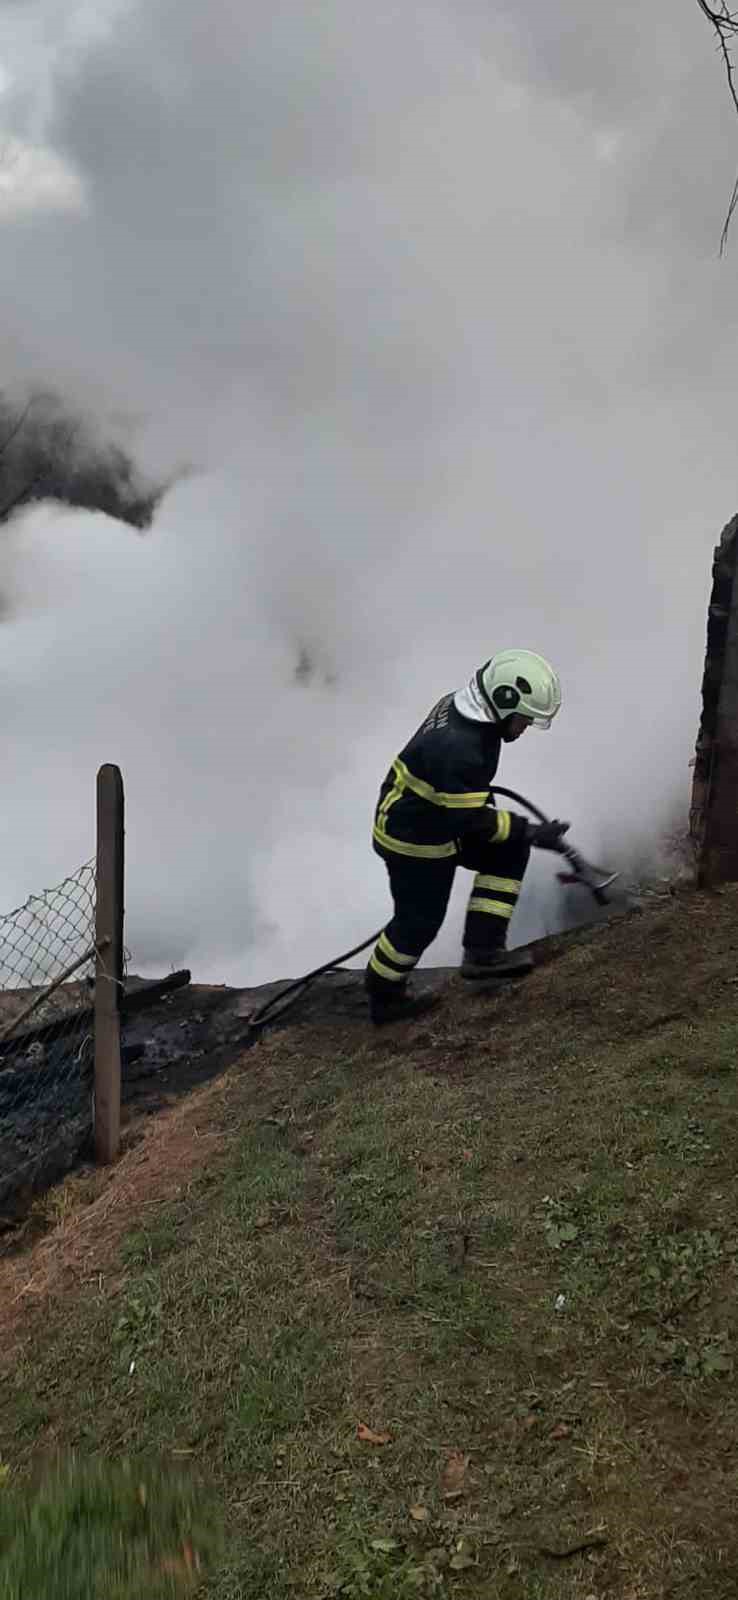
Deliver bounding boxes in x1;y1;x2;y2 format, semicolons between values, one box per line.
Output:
557;843;619;906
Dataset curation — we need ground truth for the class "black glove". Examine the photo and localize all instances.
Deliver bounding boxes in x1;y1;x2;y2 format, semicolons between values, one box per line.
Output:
526;819;571;853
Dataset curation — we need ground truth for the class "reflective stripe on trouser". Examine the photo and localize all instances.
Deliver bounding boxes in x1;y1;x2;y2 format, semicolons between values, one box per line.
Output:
366;854;456;997
459;836;530;954
468;874;520;916
465;874;520;943
368;930;419;986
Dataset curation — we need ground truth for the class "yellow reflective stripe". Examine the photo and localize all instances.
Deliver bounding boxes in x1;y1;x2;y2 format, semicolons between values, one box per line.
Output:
373;825;457;860
369;952;407;983
474;875;521;895
393;758;488;810
467;897;513;919
378;932;416;967
493;810;512;843
378;781;402;825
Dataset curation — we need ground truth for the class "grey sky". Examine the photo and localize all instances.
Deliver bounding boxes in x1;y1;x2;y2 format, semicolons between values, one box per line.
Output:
0;1;735;980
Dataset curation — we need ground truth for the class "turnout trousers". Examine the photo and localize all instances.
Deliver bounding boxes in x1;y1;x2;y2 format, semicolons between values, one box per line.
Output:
366;834;531;999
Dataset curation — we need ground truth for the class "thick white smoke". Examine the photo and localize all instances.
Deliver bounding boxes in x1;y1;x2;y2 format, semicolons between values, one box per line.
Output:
0;1;733;979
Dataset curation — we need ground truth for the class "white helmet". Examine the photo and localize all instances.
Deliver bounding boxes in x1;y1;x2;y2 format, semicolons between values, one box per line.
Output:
478;650;562;729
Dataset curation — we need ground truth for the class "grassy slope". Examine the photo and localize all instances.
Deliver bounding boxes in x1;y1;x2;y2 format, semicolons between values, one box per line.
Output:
2;887;738;1599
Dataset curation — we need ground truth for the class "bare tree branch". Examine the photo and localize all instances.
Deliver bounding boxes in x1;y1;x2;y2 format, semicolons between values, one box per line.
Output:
0;402;37;521
697;0;738;30
696;1;738;249
0;417;79;524
0;400;32;459
0;471;44;523
0;393;158;530
721;171;738;254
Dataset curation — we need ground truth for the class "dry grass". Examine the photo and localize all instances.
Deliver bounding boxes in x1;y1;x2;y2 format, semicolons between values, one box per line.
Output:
0;1076;232;1361
2;885;738;1598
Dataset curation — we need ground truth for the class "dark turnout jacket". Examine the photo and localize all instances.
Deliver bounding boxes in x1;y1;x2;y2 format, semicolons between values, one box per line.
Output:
373;693;528;861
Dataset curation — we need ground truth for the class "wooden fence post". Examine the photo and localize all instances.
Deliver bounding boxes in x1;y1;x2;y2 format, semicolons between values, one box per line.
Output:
94;764;124;1164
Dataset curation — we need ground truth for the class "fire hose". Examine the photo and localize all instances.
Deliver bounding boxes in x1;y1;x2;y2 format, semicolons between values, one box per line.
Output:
244;787;618;1038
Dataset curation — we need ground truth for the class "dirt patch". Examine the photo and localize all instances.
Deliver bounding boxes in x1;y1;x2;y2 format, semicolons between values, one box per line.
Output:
0;1067;239;1364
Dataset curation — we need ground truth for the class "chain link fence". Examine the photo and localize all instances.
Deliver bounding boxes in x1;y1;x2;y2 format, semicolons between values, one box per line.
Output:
0;862;99;1221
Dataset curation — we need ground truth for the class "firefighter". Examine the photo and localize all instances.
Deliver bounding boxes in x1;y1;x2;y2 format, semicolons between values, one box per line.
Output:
366;650;568;1024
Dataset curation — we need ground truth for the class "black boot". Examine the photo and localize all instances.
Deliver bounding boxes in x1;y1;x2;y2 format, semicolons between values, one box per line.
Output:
460;946;534;982
365;977;441;1027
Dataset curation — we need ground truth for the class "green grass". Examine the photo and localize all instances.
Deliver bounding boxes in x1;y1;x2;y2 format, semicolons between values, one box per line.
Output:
0;1456;222;1600
3;892;738;1597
